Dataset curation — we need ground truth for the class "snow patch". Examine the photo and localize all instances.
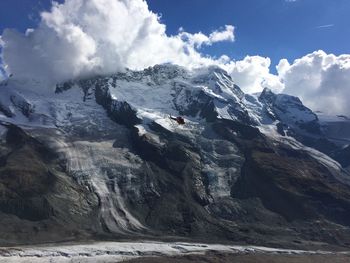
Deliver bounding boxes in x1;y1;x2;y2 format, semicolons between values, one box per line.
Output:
0;241;344;263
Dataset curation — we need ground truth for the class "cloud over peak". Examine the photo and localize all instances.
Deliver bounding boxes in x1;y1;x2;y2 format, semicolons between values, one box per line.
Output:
279;50;350;115
0;0;235;85
1;0;350;116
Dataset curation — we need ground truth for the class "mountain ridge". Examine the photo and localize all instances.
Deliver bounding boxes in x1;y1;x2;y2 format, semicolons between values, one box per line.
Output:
0;64;350;249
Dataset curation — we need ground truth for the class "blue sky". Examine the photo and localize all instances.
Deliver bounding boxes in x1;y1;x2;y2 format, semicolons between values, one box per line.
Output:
1;0;349;72
148;0;350;71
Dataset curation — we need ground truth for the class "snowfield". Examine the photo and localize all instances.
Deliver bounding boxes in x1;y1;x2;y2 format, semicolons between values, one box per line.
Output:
0;241;346;263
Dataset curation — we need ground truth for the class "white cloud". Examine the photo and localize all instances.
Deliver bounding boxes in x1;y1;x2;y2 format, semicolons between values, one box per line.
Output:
225;56;284;94
179;31;210;48
220;51;350;116
278;50;350;115
209;25;235;43
0;0;273;95
0;0;235;87
179;25;234;48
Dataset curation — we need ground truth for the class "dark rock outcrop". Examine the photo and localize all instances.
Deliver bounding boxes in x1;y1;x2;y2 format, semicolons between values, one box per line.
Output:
0;124;99;245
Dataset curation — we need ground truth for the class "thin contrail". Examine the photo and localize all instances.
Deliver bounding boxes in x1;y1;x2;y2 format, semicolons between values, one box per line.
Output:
316;24;335;29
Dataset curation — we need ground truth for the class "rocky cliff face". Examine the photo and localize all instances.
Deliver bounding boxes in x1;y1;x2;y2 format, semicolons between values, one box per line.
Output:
0;64;349;249
0;124;99;245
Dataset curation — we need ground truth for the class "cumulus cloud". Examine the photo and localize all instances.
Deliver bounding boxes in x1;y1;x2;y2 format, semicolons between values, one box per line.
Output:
209;25;235;43
278;50;350;115
0;0;280;95
223;51;350;115
225;56;284;94
179;25;234;48
0;0;235;86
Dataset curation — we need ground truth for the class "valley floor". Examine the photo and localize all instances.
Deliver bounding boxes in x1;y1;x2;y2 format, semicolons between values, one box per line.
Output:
0;241;349;263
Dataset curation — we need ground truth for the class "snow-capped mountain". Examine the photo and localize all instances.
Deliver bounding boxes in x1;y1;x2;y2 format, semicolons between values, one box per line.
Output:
0;64;350;249
0;64;325;139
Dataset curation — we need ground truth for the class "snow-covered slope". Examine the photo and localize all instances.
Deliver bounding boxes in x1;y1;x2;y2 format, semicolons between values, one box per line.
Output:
1;64;348;178
0;64;323;139
318;113;350;144
0;64;254;133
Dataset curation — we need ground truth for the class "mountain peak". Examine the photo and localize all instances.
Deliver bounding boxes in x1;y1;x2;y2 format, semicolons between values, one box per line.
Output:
259;87;275;104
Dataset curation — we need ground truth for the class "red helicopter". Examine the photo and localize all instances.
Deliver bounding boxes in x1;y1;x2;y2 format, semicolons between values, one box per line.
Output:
169;115;185;125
